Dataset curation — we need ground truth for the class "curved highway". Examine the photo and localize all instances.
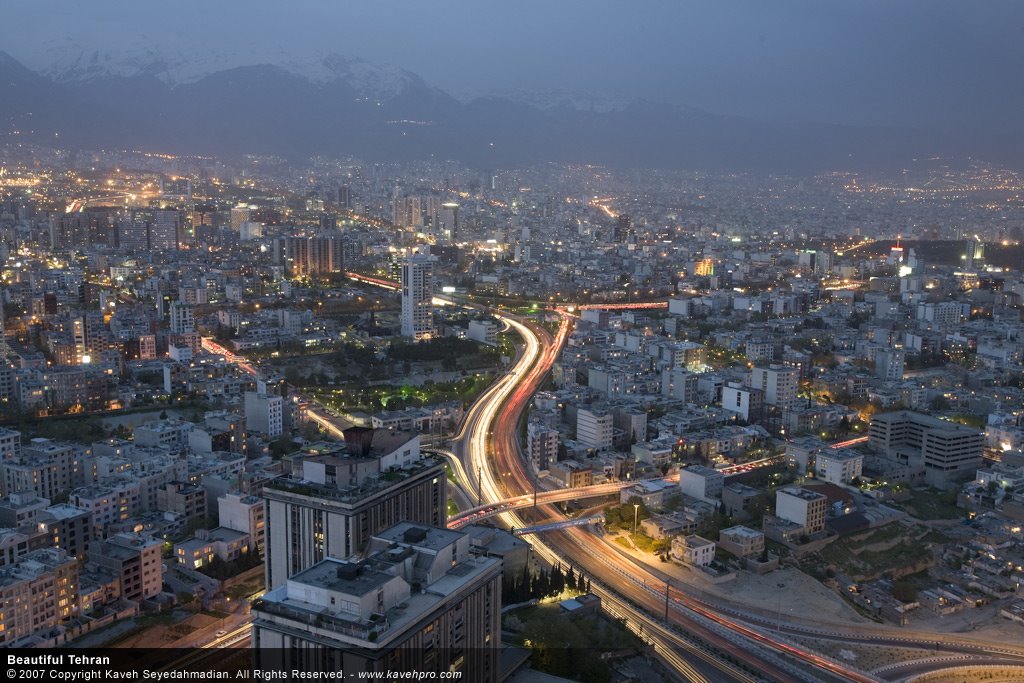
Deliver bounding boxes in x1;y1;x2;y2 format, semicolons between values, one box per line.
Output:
449;310;1024;683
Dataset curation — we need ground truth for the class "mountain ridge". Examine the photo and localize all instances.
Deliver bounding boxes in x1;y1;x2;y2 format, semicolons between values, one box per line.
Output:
0;49;1011;172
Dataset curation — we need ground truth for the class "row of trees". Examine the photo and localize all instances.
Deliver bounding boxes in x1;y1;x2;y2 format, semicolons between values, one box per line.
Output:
503;563;592;604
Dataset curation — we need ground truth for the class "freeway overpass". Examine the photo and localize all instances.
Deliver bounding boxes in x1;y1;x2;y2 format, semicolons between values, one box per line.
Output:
447;455;785;529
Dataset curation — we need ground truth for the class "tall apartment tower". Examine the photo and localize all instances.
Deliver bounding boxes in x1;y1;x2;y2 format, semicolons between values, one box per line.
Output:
168;302;195;335
401;246;435;340
230;205;252;233
253;523;501;682
149;210;180;251
262;428;447;589
439;203;459;243
527;421;559;471
748;364;798;410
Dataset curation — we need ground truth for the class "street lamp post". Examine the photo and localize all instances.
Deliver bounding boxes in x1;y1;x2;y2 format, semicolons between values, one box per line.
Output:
776;582;785;633
633;504;640;537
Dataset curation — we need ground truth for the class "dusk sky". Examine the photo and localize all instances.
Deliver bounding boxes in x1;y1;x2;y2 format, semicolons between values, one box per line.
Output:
3;0;1023;134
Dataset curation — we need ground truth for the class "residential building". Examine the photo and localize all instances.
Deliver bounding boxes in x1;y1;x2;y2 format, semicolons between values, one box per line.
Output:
678;465;725;503
263;430;446;589
253;523;501;682
775;487;827;535
218;492;266;556
748;364;798;409
245;391;284;438
815;450;864;485
671;535;715;567
717;525;765;559
526;421;559;472
0;548;78;646
401;246;435;340
90;532;163;602
577;407;613;451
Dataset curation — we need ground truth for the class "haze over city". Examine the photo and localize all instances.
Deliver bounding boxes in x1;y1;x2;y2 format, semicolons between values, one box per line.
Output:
1;3;1024;683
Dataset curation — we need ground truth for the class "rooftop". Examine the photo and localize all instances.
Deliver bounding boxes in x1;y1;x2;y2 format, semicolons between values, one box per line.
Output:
291;558;395;597
720;525;763;539
778;486;827;502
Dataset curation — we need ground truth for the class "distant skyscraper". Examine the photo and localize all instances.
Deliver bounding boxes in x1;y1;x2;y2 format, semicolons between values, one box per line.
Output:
149;210;180;250
401;246;435;340
279;236;344;277
426;197;441;232
239;221;263;241
338;185;352;210
169;302;195;335
230;204;252;233
964;237;984;270
116;218;148;253
439;202;459;243
614;214;633;242
391;197;423;229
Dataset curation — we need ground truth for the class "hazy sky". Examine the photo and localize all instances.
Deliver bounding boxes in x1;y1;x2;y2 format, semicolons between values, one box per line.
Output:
3;0;1022;134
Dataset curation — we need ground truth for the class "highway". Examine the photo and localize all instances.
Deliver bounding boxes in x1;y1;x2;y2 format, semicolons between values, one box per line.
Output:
448;311;1024;682
451;312;820;683
202;286;1024;681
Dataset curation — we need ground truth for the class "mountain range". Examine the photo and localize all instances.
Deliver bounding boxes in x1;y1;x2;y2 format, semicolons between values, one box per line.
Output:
0;50;1010;173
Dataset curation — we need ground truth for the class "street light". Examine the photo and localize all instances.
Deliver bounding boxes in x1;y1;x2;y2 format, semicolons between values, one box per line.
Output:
776;582;785;633
633;504;640;537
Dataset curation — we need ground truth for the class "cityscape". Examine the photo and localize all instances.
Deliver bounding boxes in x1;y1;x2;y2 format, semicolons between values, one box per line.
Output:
2;3;1024;683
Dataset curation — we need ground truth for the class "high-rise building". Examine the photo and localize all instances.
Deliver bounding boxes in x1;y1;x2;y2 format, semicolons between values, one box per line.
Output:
279;236;344;277
576;407;613;451
425;197;441;232
149;210;181;250
964;237;984;270
748;364;798;410
253;523;501;682
401;246;435;340
115;218;149;253
239;221;263;241
614;214;633;242
244;391;283;438
168;302;195;335
0;548;78;646
230;205;252;233
439;202;459;243
527;421;559;471
392;197;423;229
263;429;446;589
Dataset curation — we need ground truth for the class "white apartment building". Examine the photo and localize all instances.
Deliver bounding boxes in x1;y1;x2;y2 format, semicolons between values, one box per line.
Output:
815;450;864;484
775;487;827;535
748;364;798;409
401;246;435;340
577;407;613;451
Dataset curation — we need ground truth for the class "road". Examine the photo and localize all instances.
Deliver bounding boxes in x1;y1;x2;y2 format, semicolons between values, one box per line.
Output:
451;312;815;683
446;309;1024;683
202;290;1024;682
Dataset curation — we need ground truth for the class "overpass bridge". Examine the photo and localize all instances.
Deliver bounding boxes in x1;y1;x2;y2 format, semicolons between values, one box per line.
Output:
512;516;604;536
446;454;799;528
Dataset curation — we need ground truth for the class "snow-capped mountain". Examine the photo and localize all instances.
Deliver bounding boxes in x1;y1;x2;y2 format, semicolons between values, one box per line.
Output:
0;48;972;172
39;43;430;103
39;42;250;86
